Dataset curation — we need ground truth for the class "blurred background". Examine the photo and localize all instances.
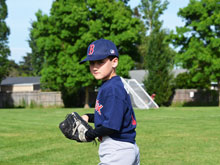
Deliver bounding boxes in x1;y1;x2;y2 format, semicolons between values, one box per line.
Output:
1;0;219;108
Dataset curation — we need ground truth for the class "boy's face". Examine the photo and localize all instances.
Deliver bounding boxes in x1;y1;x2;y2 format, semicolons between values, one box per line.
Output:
89;57;118;81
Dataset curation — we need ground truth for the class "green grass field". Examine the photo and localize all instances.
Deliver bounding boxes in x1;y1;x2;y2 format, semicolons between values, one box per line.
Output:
0;107;220;165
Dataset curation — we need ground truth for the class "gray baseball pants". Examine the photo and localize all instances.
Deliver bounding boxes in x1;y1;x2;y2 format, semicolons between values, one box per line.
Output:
98;136;140;165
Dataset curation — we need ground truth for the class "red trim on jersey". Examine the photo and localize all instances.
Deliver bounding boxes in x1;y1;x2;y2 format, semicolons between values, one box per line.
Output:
131;115;136;125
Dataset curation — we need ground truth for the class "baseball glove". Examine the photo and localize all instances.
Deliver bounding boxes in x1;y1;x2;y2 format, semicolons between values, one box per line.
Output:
59;112;93;142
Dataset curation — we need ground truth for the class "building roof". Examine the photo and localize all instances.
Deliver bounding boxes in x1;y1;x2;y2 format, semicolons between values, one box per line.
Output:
129;70;148;84
129;69;187;84
1;77;41;85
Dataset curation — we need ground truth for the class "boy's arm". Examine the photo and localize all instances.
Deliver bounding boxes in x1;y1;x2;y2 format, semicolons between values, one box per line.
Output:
85;126;117;141
82;114;117;140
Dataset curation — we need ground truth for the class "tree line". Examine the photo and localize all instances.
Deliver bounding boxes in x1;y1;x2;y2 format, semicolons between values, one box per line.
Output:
0;0;220;107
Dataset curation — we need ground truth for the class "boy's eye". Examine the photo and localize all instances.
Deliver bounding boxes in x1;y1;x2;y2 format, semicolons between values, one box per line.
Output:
90;61;95;65
90;60;105;65
97;60;105;64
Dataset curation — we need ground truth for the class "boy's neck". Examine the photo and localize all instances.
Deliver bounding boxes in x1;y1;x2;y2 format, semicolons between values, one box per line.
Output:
102;73;117;81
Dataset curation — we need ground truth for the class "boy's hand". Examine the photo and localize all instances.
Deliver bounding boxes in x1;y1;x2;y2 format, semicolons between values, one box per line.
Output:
59;112;94;142
81;115;89;122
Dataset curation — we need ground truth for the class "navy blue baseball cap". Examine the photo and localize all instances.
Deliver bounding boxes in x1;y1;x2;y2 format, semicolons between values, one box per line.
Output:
79;38;119;64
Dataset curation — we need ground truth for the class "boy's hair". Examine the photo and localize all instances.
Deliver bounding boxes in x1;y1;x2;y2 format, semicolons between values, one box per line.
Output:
108;56;118;61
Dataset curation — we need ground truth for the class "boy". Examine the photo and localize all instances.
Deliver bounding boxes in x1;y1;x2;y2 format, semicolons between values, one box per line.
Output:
80;39;140;165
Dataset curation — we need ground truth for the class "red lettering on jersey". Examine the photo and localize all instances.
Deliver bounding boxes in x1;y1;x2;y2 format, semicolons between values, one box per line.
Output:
88;44;95;55
95;100;103;115
131;115;136;125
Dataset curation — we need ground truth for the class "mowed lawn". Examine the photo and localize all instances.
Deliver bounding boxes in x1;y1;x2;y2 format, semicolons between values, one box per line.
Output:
0;107;220;165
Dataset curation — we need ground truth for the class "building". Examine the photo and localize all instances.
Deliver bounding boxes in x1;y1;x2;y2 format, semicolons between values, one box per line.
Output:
0;77;41;92
129;69;187;84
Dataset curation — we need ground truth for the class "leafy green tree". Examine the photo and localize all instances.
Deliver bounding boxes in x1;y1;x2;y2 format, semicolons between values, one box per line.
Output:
27;33;43;76
170;0;220;106
30;0;141;107
19;54;34;76
7;60;20;76
0;0;10;82
140;0;175;106
140;0;168;33
133;7;148;69
6;59;34;77
174;72;210;89
144;30;175;106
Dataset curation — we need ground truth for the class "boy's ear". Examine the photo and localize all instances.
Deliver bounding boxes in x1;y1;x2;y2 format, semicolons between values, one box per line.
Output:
112;57;118;68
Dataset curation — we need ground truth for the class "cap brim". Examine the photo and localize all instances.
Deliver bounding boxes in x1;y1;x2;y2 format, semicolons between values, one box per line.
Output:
79;55;109;64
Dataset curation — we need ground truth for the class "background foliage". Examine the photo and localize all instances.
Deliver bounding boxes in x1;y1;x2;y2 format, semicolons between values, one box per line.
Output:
0;0;10;82
2;0;220;107
29;0;141;107
140;0;175;106
170;0;220;105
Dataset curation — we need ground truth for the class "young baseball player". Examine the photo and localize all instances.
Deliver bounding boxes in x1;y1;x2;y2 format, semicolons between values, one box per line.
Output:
80;38;140;165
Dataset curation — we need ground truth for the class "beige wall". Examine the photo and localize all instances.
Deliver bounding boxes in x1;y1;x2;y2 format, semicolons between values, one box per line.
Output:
0;91;63;108
171;89;218;105
1;84;40;92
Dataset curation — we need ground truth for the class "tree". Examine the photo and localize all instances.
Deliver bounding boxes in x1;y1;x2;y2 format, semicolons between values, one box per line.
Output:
7;60;20;76
27;33;43;76
174;72;210;89
6;59;34;77
170;0;220;106
0;0;10;82
140;0;175;106
133;6;148;69
144;30;175;106
30;0;141;107
19;54;34;76
140;0;168;33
